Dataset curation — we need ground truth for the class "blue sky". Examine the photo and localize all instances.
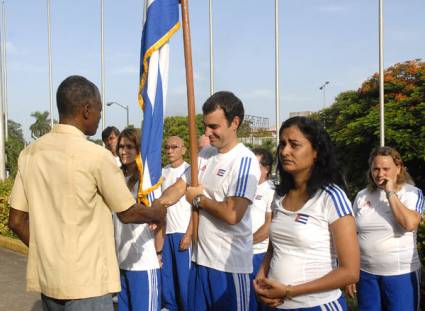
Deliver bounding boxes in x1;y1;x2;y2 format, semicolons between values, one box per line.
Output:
5;0;425;141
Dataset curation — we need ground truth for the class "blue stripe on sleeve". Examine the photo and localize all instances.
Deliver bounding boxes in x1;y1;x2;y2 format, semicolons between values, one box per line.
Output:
416;189;424;213
239;158;249;196
235;157;248;196
240;158;252;197
329;184;352;215
324;185;352;218
324;188;342;218
235;158;245;196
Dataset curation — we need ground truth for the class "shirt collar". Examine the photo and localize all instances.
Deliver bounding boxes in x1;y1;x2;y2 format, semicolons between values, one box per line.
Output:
51;124;86;138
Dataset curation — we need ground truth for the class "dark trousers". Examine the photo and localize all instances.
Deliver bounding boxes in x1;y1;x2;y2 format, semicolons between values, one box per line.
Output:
41;293;114;311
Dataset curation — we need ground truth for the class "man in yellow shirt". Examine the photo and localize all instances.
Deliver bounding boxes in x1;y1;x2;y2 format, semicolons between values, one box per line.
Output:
8;75;165;311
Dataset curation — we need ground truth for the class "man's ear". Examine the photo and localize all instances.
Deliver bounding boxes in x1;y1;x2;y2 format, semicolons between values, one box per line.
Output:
83;104;90;119
231;116;241;130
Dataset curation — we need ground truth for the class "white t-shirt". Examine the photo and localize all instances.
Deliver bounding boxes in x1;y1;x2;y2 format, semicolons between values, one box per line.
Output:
194;143;260;273
251;180;274;254
162;162;192;234
268;184;352;309
353;184;424;276
112;178;159;271
114;155;122;167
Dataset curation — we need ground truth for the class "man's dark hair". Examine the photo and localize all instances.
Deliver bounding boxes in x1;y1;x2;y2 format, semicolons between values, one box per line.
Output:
57;75;99;117
102;126;120;143
252;148;274;178
275;116;347;197
202;91;244;128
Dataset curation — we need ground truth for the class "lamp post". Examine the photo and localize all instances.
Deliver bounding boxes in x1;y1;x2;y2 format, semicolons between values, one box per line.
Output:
319;81;330;109
107;101;129;127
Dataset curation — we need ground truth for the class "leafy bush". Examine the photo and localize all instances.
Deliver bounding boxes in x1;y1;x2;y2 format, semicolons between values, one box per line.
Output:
0;179;15;237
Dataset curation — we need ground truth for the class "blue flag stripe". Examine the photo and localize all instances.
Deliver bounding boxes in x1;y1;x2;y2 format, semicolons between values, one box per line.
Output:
138;0;179;205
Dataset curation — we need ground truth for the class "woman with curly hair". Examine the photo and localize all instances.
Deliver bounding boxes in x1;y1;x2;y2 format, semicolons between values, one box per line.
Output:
254;116;359;310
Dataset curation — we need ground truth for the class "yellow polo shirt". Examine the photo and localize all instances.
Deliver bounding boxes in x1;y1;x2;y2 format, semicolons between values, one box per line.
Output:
8;124;136;299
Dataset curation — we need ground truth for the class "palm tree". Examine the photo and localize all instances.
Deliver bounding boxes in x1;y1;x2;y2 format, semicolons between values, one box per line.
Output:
30;111;51;139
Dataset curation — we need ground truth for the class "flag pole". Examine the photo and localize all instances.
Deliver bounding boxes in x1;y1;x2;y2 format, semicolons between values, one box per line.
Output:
100;0;106;133
180;0;199;241
2;1;8;140
379;0;385;147
274;0;280;147
209;0;214;96
47;0;53;129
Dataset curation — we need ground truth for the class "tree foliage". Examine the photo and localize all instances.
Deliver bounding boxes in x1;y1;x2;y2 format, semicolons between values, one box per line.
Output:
161;114;204;165
314;60;425;196
30;111;51;139
6;120;26;177
0;179;14;237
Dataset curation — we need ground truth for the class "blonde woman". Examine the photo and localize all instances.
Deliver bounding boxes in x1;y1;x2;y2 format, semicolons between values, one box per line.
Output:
347;146;424;310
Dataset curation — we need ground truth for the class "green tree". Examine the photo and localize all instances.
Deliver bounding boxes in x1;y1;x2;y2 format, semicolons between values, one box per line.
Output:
5;120;26;177
161;114;204;165
30;111;51;139
315;59;425;196
237;119;253;137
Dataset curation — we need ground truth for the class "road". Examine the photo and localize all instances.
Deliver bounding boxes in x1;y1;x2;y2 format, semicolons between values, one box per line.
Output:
0;247;42;311
0;247;121;311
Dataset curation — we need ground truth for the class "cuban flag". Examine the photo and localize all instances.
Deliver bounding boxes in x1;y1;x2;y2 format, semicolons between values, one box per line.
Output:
137;0;180;206
295;213;309;224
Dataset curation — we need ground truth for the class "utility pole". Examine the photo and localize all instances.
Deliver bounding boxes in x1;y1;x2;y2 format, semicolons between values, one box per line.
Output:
319;81;330;109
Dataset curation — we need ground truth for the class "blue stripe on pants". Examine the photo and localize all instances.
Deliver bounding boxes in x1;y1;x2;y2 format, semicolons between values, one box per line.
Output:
118;269;161;311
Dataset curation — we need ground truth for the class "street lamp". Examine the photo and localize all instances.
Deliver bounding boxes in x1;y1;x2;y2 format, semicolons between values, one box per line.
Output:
106;101;129;127
319;81;330;108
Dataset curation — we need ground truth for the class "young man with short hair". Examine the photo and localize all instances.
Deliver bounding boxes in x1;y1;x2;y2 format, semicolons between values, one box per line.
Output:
158;91;260;311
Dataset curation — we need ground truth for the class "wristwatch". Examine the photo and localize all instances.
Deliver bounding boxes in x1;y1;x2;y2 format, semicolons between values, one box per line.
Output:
192;194;204;210
386;190;397;199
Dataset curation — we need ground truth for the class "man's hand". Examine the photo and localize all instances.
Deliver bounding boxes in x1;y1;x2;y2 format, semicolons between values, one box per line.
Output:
179;233;192;251
8;208;30;247
185;185;204;205
117;201;167;224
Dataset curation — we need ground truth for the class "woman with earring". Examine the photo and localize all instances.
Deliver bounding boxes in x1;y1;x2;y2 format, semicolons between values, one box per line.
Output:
254;116;359;310
346;146;423;310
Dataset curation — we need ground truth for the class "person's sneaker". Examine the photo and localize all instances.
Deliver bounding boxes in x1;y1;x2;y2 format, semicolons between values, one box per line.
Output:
112;294;118;304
